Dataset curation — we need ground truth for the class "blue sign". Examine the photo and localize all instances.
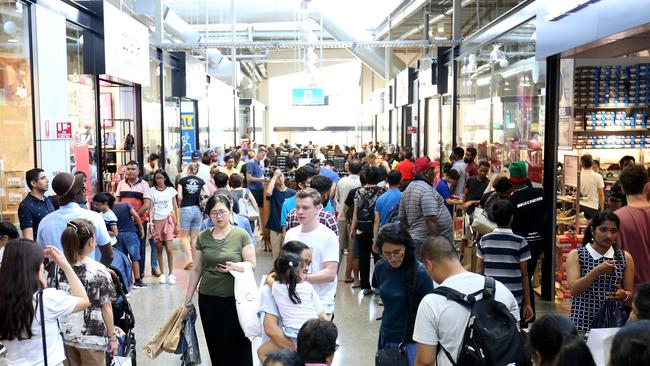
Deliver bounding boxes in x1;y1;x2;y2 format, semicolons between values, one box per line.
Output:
181;112;196;163
292;88;325;106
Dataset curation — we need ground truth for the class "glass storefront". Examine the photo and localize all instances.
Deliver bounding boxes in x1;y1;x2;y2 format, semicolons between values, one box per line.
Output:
0;1;33;223
142;59;163;163
456;19;545;181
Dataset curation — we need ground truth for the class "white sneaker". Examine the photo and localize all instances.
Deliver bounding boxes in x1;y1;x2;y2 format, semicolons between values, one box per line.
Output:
168;274;176;285
159;274;167;284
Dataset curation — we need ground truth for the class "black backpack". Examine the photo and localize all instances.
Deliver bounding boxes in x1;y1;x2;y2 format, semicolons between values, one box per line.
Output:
433;277;526;366
356;188;382;233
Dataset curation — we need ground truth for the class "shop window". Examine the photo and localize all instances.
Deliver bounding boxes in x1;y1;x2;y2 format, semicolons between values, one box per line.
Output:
0;1;33;224
456;20;545;183
142;59;163;174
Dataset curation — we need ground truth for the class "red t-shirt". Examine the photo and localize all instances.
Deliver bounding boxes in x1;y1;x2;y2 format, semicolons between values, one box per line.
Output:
466;161;478;177
396;160;415;181
614;205;650;288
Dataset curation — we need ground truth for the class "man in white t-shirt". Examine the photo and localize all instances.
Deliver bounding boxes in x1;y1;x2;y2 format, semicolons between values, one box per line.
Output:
284;188;339;315
579;154;604;219
413;236;520;366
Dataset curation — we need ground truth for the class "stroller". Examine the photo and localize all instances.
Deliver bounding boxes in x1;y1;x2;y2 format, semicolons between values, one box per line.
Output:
108;264;137;366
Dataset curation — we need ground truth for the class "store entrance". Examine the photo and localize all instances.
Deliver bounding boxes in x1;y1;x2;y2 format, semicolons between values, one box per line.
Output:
99;79;139;193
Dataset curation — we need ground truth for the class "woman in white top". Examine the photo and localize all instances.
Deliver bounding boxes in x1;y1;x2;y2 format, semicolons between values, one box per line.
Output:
0;239;89;366
149;170;179;284
258;252;327;361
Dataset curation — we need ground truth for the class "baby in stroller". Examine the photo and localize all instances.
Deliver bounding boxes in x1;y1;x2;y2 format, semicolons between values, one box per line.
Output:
107;262;137;366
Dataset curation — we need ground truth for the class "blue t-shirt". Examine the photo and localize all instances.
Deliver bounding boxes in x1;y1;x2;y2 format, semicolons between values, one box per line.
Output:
246;159;264;190
112;202;137;233
266;187;296;232
435;179;453;215
18;194;55;235
280;195;334;228
374;188;402;226
319;168;339;185
374;260;433;343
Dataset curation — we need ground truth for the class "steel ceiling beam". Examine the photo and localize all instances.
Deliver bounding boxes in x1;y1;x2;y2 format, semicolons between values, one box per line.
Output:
157;39;458;51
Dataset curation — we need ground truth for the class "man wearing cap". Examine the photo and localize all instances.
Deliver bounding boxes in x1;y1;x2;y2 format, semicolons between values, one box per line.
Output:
183;150;212;183
508;160;544;322
37;172;113;266
246;146;268;209
399;157;453;255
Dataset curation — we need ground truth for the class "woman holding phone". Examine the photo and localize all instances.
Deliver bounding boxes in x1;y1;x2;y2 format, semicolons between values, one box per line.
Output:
566;211;635;333
184;194;256;365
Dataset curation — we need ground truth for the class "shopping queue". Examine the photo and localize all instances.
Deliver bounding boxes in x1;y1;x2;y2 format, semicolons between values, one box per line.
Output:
1;141;650;366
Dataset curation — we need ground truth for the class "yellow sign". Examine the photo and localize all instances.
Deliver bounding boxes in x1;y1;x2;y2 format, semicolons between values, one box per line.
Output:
181;113;194;130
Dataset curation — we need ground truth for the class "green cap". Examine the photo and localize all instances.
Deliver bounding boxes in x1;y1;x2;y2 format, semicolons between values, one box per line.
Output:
508;161;527;183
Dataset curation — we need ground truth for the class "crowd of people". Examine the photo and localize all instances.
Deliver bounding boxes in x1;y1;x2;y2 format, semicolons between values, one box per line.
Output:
0;140;650;366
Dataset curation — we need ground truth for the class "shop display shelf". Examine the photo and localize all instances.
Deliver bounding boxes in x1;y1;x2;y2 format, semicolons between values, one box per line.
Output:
573;129;650;135
574;106;650;111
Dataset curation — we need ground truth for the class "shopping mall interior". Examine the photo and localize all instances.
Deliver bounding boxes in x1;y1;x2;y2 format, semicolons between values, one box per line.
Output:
1;0;650;365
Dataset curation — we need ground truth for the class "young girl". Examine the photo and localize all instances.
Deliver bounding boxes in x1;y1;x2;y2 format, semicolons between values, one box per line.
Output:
149;170;179;285
93;192;119;244
566;211;635;333
258;252;327;359
56;219;117;365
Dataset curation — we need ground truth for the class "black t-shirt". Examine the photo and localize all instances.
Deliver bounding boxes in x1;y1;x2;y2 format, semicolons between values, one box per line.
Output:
509;186;545;255
179;176;205;207
465;177;489;214
345;188;359;222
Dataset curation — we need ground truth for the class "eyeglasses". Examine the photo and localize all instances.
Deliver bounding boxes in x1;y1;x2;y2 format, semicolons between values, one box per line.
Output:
382;250;405;259
37;176;48;180
209;209;229;218
335;344;340;351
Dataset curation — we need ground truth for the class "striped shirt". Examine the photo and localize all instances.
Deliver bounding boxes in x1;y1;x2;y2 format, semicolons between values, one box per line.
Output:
398;177;453;244
477;228;531;305
285;206;339;236
115;178;151;222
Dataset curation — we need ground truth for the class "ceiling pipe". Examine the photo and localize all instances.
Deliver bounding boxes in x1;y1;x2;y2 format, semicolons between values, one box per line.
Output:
398;0;474;40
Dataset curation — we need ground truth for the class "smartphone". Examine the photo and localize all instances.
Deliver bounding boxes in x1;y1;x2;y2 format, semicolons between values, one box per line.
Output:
217;263;228;269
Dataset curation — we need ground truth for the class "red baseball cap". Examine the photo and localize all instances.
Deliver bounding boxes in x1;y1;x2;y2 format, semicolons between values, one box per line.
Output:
414;157;439;174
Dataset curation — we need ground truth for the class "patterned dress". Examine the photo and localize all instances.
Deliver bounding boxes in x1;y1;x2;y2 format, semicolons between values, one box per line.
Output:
570;246;626;332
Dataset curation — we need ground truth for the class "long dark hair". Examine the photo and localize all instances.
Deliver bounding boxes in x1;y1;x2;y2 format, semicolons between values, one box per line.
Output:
61;219;95;263
0;239;44;340
374;222;418;341
529;314;595;366
582;211;620;248
274;252;305;305
154;170;174;188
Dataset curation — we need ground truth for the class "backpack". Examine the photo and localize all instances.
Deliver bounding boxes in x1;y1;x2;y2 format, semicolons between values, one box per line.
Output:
433;277;526;366
386;202;400;224
356;188;382;233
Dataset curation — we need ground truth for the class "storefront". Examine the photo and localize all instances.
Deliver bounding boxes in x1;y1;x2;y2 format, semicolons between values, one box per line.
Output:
536;0;650;305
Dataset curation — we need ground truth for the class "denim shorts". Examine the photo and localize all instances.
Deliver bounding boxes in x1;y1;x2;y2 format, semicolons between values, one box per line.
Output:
116;231;141;261
180;206;203;230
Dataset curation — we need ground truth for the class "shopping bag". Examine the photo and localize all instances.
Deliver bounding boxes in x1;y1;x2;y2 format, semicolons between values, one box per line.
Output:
471;207;497;235
591;300;629;329
176;303;202;365
144;306;187;359
110;356;133;366
230;262;262;339
162;305;189;353
238;189;260;220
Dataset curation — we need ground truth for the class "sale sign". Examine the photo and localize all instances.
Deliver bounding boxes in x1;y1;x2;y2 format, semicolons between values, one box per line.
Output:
56;122;72;139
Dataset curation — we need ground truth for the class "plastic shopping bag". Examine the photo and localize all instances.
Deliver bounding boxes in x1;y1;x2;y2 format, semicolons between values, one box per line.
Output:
471;207;497;235
175;303;201;365
230;262;261;339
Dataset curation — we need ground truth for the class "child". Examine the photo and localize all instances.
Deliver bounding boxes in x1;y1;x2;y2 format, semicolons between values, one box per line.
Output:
0;221;19;265
93;192;118;245
258;252;328;361
149;170;179;285
435;165;460;215
476;199;534;325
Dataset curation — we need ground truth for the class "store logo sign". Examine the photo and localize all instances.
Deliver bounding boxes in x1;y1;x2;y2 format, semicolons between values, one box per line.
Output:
544;0;601;22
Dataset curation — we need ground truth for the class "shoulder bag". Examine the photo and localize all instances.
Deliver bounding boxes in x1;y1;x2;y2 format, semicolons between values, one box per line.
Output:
238;188;260;220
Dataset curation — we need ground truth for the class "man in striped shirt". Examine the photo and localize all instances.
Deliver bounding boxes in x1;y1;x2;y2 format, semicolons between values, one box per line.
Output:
476;199;534;325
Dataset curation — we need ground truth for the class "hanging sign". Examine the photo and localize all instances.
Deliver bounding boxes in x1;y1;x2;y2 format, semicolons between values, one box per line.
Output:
181;112;196;163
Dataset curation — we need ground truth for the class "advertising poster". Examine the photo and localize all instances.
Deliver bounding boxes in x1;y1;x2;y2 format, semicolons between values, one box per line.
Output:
181;112;196;163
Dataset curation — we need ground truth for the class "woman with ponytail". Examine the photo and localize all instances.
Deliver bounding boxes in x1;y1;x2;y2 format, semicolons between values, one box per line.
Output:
566;210;635;333
55;219;117;365
0;240;89;365
528;314;595;366
373;223;433;366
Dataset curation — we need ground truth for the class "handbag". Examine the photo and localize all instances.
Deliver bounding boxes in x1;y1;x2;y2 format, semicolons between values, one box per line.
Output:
145;306;187;359
590;299;629;329
238;189;260;220
375;270;414;366
471;207;497;235
230;262;262;339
